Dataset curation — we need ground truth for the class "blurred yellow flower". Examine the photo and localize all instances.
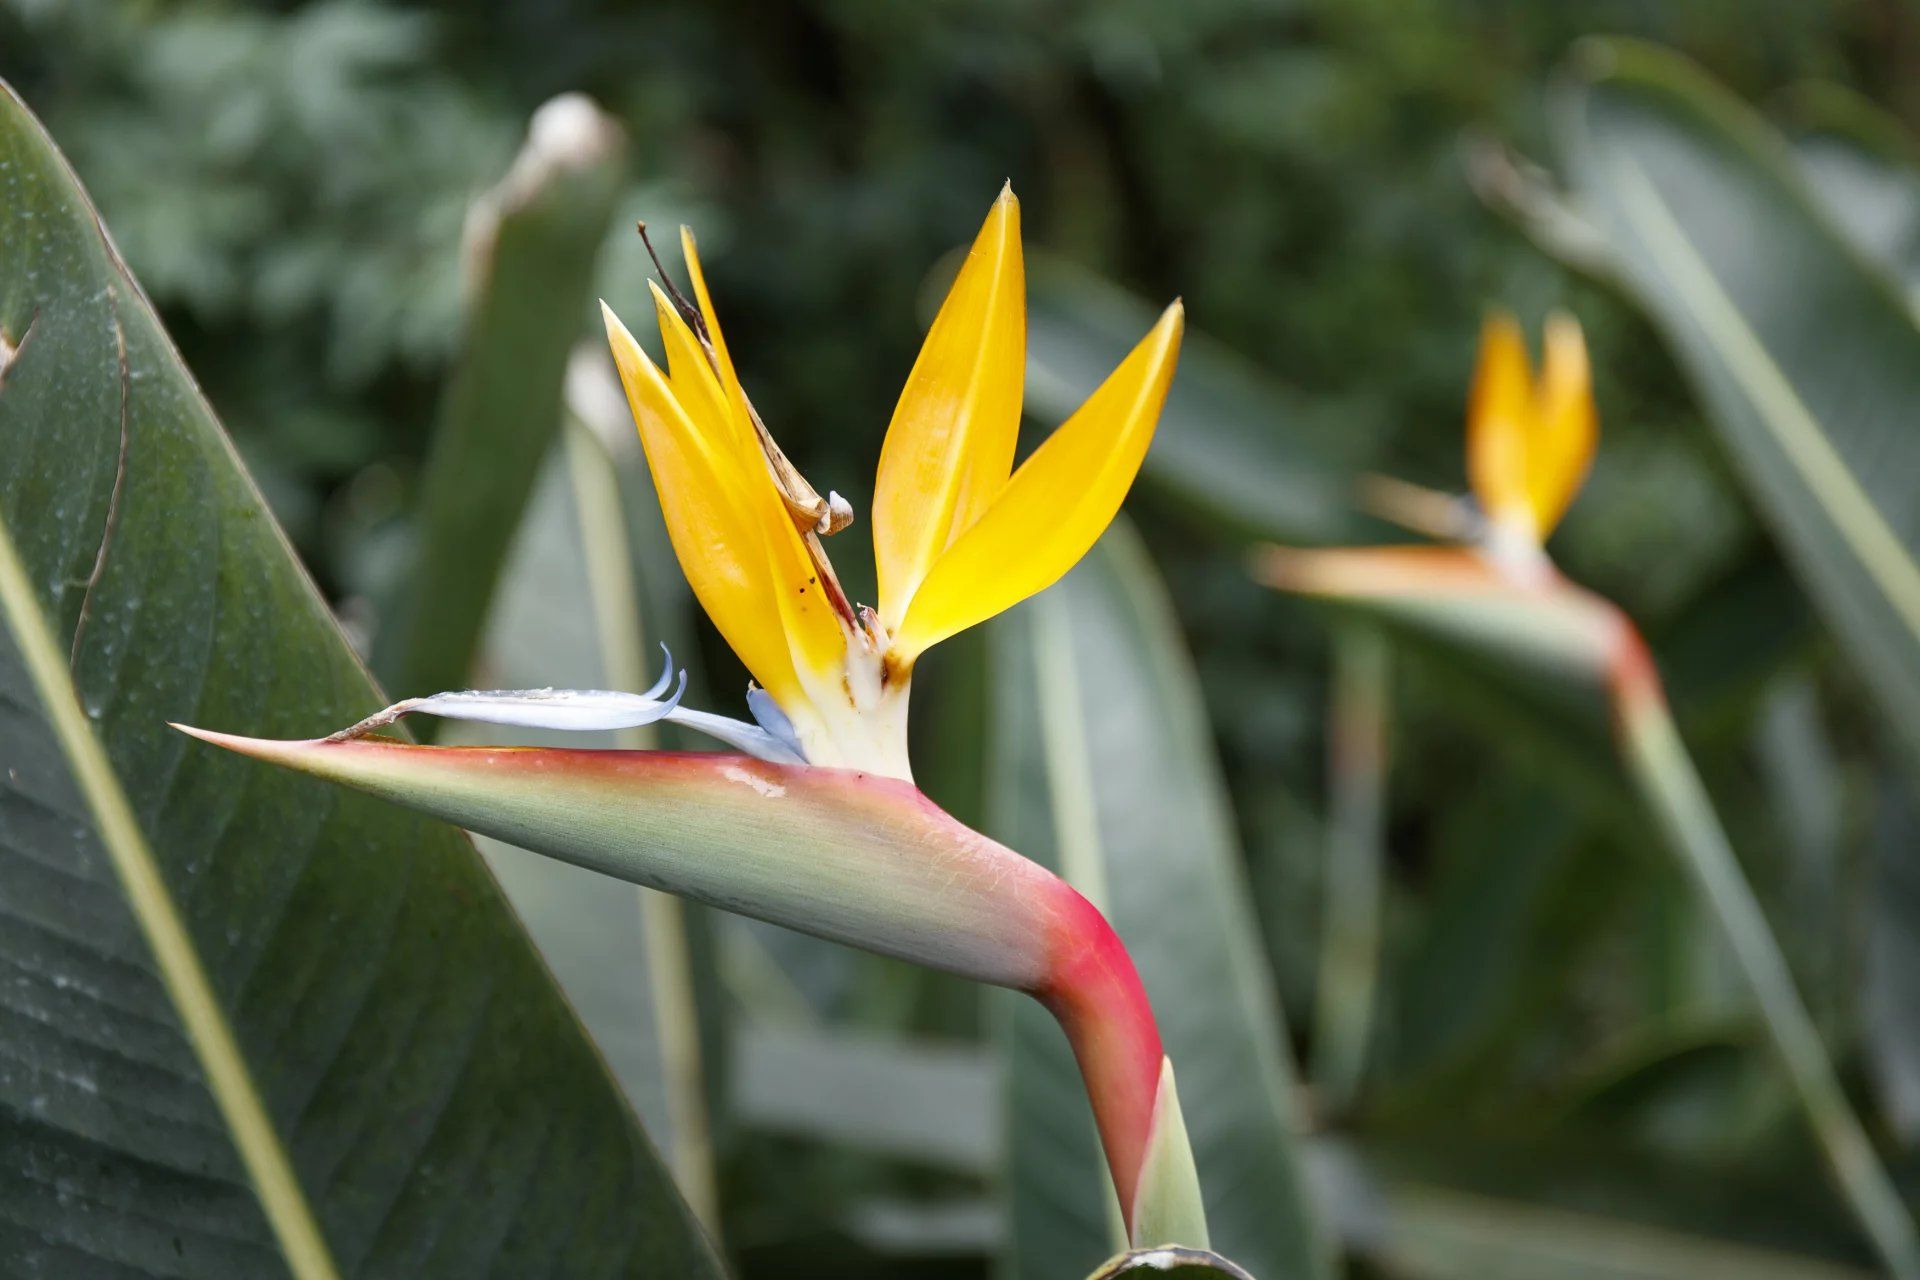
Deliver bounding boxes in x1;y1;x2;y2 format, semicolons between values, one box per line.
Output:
1466;310;1596;553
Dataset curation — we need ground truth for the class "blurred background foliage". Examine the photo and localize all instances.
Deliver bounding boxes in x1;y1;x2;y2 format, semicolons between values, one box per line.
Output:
11;0;1920;1275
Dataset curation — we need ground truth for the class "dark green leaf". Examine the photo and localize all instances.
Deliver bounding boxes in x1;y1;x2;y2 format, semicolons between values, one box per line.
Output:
728;1022;998;1174
1322;1139;1874;1280
0;78;720;1277
1787;82;1920;296
1866;774;1920;1145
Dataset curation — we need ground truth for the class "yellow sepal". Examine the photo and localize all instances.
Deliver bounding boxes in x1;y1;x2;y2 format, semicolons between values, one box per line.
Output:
889;300;1184;665
872;185;1025;631
648;280;736;453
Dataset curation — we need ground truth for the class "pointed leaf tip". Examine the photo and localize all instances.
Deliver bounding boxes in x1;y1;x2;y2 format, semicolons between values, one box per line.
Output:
1128;1057;1209;1251
171;723;345;762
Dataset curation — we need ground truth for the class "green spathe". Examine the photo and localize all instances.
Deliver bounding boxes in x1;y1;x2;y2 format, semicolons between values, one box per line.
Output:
174;729;1070;991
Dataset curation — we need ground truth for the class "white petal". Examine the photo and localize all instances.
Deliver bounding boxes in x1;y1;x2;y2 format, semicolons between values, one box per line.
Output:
326;653;807;765
329;675;688;740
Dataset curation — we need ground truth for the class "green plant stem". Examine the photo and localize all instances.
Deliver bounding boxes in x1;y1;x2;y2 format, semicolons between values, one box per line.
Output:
1312;625;1389;1111
1618;681;1920;1280
566;417;720;1230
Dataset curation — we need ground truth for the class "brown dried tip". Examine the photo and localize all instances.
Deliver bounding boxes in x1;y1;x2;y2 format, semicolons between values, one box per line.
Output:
637;220;709;342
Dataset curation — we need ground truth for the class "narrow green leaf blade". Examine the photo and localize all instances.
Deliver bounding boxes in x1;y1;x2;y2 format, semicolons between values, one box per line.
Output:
375;95;627;701
1311;625;1390;1111
0;78;721;1276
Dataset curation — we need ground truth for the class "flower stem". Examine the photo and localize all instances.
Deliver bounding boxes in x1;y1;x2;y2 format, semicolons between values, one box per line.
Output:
1036;886;1173;1236
1312;625;1390;1111
1615;657;1920;1280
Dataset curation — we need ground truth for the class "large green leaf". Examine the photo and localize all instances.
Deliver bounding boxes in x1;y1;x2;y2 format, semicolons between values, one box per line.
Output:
989;521;1333;1280
373;94;626;703
0;79;721;1276
1381;779;1594;1102
1549;38;1920;767
1786;83;1920;299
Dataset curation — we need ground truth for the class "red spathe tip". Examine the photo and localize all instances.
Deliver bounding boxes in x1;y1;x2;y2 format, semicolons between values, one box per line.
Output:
1037;885;1166;1230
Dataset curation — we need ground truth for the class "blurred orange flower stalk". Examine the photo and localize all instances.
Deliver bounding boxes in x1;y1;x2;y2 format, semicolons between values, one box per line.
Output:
1258;312;1920;1277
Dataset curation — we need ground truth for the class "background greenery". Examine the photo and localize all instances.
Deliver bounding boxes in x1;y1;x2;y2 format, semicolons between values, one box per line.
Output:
10;0;1920;1275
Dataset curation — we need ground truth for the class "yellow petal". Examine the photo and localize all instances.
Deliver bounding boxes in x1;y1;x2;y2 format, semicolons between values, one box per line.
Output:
648;280;737;453
890;301;1183;666
1526;311;1596;536
872;184;1025;631
1466;311;1537;538
648;282;852;679
602;302;843;703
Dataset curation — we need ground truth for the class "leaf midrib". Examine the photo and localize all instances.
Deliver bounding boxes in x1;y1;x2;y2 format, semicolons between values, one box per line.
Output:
0;499;341;1279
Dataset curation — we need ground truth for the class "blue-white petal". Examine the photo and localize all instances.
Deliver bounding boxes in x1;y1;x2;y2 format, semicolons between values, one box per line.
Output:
745;683;807;761
663;706;807;764
325;651;806;765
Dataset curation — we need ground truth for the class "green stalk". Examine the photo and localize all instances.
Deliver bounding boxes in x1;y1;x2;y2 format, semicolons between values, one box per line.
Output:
1311;625;1390;1111
565;415;720;1230
1616;664;1920;1280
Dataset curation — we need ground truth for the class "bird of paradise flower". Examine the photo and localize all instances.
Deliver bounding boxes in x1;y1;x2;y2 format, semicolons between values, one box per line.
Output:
178;188;1241;1261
